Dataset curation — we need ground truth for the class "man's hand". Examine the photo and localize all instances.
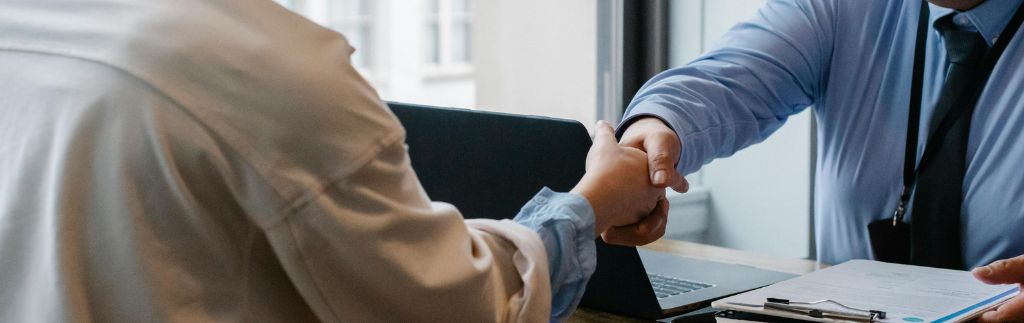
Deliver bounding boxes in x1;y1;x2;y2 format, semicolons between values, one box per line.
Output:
972;255;1024;322
571;121;666;245
600;195;669;246
619;117;689;193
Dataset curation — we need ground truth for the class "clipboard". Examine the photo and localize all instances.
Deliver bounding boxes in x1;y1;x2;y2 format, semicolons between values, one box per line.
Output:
711;260;1019;322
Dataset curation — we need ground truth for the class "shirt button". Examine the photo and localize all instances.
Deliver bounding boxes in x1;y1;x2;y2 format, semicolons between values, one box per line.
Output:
955;15;970;26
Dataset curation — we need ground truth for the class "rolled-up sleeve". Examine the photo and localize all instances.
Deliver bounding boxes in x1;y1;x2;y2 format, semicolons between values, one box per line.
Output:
513;188;597;322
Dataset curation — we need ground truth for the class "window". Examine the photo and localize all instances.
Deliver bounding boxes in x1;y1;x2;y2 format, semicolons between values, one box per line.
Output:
423;0;441;65
279;0;600;126
450;0;471;64
422;0;471;76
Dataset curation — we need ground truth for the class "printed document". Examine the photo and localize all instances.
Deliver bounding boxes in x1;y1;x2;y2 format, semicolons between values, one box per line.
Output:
712;260;1019;322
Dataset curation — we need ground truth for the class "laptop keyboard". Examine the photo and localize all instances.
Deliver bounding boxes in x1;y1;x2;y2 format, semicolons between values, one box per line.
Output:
647;273;714;299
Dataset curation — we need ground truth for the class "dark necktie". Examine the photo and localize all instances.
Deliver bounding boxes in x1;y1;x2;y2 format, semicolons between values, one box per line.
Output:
910;18;989;270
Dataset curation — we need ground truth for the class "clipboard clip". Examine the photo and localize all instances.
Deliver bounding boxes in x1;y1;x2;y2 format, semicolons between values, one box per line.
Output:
761;297;886;322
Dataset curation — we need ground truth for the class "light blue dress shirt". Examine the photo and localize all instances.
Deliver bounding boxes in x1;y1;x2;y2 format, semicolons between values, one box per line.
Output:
622;0;1024;268
514;188;597;322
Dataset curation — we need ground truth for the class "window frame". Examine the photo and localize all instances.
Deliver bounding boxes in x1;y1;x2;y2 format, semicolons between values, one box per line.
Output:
421;0;473;79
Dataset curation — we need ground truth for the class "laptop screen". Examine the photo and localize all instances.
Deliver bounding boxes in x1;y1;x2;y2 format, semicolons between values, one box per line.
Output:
389;102;590;220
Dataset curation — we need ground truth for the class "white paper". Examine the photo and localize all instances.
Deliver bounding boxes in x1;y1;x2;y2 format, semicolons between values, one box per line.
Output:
712;260;1019;322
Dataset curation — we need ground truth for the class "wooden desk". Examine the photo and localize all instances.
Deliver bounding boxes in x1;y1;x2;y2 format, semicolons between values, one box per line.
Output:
570;239;825;322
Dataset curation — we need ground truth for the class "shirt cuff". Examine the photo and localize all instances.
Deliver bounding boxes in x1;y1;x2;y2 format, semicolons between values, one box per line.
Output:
512;187;597;322
617;102;701;175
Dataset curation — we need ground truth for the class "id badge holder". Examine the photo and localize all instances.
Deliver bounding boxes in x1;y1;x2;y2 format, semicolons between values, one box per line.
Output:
867;201;911;264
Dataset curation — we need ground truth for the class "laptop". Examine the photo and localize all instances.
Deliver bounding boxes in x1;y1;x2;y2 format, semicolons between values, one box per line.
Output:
388;102;795;319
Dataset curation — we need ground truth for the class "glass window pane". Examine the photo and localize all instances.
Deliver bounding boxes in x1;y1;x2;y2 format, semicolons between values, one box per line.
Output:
424;0;439;15
451;21;470;63
357;0;370;15
331;0;366;19
452;0;470;13
423;22;440;64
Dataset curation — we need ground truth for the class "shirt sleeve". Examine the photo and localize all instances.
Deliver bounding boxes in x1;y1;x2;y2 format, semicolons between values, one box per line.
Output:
618;0;836;175
258;134;596;322
512;188;597;322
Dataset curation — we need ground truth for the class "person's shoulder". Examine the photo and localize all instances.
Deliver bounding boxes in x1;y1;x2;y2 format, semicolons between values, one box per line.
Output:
150;0;405;194
0;0;383;128
116;0;404;198
124;0;362;107
1;0;404;207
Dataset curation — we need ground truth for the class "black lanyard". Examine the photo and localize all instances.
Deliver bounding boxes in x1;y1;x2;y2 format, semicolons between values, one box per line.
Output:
892;0;1024;225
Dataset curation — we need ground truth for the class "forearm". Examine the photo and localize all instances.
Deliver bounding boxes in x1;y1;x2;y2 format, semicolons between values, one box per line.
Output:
620;62;807;175
619;0;835;175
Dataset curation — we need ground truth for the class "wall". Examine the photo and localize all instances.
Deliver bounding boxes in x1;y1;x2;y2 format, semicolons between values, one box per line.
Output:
473;0;598;126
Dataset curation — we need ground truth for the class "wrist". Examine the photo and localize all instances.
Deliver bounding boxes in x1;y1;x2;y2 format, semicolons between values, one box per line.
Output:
570;180;609;235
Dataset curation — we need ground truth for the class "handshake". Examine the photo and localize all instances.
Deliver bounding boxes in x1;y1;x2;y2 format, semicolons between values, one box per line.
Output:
571;118;687;246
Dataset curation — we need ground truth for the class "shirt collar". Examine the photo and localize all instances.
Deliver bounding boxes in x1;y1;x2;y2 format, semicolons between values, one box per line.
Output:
929;0;1024;46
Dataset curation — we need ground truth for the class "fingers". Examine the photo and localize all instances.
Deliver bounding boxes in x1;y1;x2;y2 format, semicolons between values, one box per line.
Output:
977;292;1024;323
601;197;669;246
973;255;1024;285
672;175;690;193
973;256;1024;322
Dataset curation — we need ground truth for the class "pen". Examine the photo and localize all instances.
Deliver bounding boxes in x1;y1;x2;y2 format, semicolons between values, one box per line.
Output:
726;298;886;322
764;301;876;322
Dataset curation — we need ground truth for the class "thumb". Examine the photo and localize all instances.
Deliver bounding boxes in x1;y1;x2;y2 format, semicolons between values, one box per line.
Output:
592;120;617;147
973;255;1024;285
643;134;685;191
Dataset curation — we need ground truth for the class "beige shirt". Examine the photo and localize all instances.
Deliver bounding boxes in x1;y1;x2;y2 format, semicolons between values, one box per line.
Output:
0;0;551;321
